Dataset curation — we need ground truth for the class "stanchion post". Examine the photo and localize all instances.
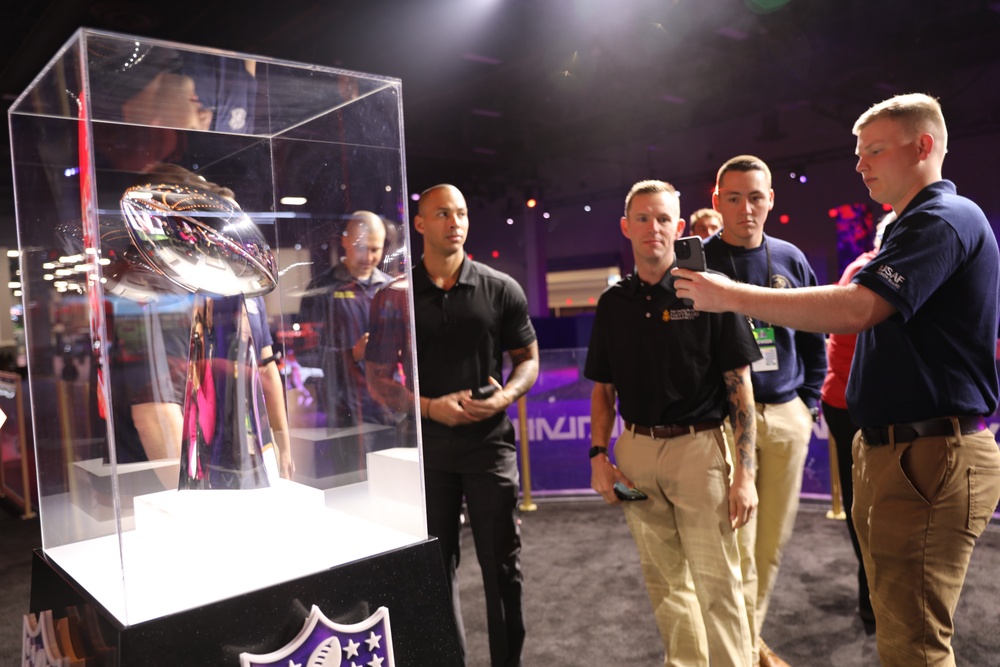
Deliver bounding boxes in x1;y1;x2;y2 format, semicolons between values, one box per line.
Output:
517;395;537;512
827;432;846;520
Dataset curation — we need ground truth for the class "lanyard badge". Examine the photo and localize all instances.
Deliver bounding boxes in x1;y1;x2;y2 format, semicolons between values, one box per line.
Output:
752;326;779;372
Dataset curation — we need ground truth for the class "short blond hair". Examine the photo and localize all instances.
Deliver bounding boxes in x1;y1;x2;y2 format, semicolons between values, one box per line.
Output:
624;180;678;217
690;208;722;230
853;93;947;151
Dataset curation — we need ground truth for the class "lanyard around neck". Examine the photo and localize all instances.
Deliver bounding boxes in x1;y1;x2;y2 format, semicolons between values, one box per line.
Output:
727;236;772;329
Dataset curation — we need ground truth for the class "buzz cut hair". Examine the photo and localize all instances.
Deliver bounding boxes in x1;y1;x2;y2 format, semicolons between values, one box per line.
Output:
852;93;948;151
624;180;678;217
343;210;385;238
715;155;772;194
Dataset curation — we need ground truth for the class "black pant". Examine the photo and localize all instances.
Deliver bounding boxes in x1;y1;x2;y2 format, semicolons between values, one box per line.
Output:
424;444;524;667
822;400;872;615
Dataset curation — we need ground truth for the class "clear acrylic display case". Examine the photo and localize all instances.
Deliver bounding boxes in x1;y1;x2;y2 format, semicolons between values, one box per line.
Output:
9;29;424;626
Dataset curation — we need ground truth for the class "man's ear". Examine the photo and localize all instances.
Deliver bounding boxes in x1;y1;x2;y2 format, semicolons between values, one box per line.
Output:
674;219;687;240
619;216;631;240
414;214;425;235
917;132;935;160
711;191;720;212
767;189;775;211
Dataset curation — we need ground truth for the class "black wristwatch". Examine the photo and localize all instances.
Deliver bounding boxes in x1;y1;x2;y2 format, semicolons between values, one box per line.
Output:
588;446;608;459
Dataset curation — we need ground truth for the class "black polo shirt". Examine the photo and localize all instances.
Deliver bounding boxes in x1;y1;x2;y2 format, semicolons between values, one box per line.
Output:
413;257;536;444
585;269;761;427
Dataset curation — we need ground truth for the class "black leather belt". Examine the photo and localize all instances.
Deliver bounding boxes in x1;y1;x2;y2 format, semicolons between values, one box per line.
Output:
861;416;986;446
625;420;722;439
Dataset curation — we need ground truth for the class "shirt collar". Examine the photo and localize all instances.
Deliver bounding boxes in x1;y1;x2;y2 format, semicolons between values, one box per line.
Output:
624;263;678;295
414;256;476;291
898;180;956;218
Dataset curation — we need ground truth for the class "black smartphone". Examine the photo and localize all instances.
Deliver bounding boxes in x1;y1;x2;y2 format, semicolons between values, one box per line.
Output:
471;384;498;399
674;236;707;272
613;481;649;502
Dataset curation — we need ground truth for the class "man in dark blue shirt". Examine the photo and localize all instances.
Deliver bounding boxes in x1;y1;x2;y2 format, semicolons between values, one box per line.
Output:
674;93;1000;667
703;155;826;667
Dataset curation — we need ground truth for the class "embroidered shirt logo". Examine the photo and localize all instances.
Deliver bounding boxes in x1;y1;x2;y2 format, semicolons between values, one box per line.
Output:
228;107;248;131
771;275;791;289
876;264;905;289
664;308;698;321
334;290;357;299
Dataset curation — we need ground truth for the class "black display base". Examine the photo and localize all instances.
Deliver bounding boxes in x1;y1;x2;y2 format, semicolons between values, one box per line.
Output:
29;538;462;666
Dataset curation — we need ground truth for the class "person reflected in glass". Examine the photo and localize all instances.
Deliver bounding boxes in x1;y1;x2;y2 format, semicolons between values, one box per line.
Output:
299;211;393;430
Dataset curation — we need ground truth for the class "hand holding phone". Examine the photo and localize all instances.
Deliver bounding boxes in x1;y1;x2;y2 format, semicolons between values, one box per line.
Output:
674;236;706;272
613;481;649;502
471;384;498;399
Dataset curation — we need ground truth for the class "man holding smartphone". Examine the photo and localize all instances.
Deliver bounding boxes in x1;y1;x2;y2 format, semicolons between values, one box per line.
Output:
675;94;1000;667
412;184;539;667
585;179;761;666
703;155;826;667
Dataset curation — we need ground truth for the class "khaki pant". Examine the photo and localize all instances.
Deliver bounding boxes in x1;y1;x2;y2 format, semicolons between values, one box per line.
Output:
615;426;752;667
853;425;1000;667
725;396;813;658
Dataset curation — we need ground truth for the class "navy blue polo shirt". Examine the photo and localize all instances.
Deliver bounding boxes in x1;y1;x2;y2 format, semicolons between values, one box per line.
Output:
703;233;827;409
584;269;762;427
413;258;536;444
848;180;1000;426
299;263;392;426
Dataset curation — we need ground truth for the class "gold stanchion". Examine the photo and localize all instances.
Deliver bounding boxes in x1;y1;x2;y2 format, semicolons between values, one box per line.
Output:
827;431;846;520
517;395;537;512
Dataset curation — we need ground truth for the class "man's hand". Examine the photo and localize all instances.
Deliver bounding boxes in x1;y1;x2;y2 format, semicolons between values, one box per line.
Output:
591;452;633;505
671;267;738;313
460;377;513;421
352;332;370;363
272;429;295;480
426;389;475;426
729;468;758;529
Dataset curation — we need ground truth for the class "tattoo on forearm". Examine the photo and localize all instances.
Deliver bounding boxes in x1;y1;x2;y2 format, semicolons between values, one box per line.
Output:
724;370;756;473
503;346;539;401
509;349;530;366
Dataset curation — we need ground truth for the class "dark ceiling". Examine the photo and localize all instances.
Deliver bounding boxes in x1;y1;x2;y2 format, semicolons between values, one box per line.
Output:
3;0;1000;245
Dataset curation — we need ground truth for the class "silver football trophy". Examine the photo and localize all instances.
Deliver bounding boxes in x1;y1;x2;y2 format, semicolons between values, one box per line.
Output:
120;177;279;490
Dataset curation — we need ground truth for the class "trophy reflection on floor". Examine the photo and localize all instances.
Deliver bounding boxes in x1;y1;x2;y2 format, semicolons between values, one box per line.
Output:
119;176;278;490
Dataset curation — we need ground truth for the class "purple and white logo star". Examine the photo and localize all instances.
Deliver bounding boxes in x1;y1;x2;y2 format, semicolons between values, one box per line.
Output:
240;606;395;667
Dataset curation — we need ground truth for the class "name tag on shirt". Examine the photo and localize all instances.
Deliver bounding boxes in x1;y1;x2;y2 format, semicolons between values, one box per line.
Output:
752;326;779;372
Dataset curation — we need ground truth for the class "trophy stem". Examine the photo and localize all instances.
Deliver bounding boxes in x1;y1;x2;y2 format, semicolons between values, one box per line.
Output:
179;293;273;490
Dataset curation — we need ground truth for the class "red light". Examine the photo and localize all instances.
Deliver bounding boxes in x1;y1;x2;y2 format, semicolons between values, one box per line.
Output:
828;208;838;218
491;250;500;258
588;297;595;304
565;298;573;305
779;214;790;224
467;253;474;260
526;198;537;208
883;203;893;211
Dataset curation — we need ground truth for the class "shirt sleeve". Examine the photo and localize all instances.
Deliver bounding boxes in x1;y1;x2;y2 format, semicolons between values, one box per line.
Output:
583;294;613;383
500;277;537;350
853;212;963;321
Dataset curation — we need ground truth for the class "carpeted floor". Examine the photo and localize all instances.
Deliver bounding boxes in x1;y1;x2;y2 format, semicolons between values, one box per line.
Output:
455;498;1000;667
2;497;998;666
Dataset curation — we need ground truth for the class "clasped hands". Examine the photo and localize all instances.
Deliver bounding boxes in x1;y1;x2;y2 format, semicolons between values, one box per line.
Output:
426;377;511;427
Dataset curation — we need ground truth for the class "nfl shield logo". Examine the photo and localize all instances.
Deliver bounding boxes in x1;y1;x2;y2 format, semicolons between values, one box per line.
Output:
240;605;395;667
